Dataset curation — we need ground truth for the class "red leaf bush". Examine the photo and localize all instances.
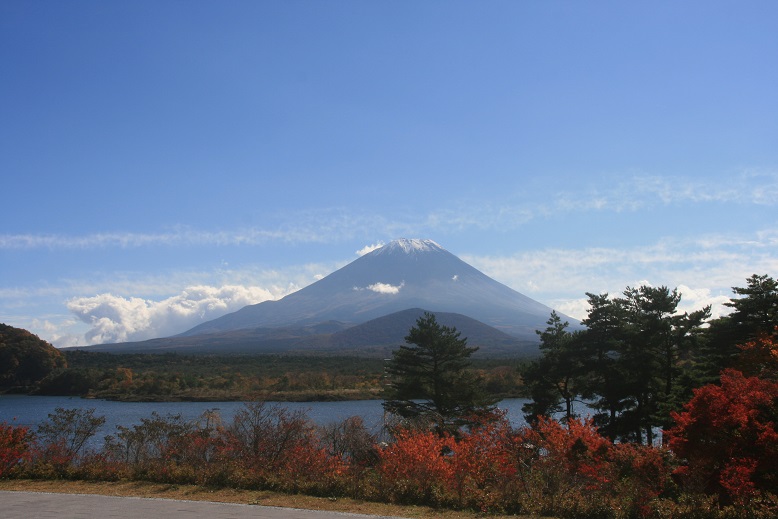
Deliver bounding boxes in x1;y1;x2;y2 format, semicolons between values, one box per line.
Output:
666;369;778;505
0;422;33;477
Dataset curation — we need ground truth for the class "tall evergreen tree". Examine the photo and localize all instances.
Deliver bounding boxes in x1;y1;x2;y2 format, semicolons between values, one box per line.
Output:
701;274;778;381
575;287;709;444
727;274;778;335
618;286;709;444
382;312;496;433
577;292;630;440
522;311;582;424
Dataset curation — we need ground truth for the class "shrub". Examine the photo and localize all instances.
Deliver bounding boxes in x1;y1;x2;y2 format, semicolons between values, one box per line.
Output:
103;411;193;481
666;369;778;507
226;402;343;494
376;428;457;506
519;416;672;518
0;422;33;477
23;407;106;478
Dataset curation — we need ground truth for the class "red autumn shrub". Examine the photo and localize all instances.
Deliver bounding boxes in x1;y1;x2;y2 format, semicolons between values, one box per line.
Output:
225;402;343;493
446;415;521;511
518;416;672;518
0;422;33;477
666;369;778;504
526;416;613;490
609;441;673;516
377;428;457;505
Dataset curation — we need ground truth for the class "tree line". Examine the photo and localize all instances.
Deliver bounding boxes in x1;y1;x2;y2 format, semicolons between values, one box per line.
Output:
0;333;525;402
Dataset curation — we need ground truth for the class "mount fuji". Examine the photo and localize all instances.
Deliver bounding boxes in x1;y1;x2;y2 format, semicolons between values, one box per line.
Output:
86;239;573;356
181;239;569;340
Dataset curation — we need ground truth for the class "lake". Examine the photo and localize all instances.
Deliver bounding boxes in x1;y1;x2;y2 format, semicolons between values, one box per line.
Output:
0;395;537;438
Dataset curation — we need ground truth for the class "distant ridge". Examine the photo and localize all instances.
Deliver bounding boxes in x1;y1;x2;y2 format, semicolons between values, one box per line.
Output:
327;308;539;357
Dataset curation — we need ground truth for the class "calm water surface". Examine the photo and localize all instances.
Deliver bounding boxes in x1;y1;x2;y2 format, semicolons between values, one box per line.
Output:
0;395;535;437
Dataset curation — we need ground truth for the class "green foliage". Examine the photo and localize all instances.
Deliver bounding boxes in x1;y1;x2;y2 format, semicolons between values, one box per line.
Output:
700;274;778;382
49;351;389;401
522;311;582;424
14;348;524;402
726;274;778;336
0;323;66;389
383;312;498;433
527;285;712;444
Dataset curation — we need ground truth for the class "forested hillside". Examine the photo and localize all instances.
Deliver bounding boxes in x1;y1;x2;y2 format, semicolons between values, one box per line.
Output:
0;324;66;391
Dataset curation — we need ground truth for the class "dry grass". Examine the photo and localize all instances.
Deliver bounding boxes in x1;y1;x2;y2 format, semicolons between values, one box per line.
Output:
0;479;537;518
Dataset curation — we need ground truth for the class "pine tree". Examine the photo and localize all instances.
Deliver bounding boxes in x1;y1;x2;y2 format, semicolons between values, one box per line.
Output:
559;287;710;444
522;311;582;424
701;274;778;381
382;312;496;433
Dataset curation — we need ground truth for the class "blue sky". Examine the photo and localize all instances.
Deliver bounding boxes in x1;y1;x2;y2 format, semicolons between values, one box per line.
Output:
2;1;777;347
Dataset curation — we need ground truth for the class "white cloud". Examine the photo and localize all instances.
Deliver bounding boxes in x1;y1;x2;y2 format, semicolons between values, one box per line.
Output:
463;228;778;321
356;242;384;256
551;298;591;321
1;261;335;348
353;282;404;295
368;282;404;294
66;285;277;345
675;285;734;320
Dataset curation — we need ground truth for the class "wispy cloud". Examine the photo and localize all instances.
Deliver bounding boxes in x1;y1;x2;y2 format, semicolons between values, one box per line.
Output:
463;228;778;320
7;225;776;346
0;228;303;250
4;173;775;251
549;171;778;213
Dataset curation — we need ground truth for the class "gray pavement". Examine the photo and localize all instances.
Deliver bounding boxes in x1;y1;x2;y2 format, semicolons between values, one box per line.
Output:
0;491;407;519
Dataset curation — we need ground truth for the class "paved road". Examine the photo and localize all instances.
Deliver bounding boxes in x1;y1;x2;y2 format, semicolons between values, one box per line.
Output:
0;491;408;519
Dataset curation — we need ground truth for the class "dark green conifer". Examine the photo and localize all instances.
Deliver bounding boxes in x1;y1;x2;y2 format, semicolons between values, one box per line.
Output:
382;312;496;433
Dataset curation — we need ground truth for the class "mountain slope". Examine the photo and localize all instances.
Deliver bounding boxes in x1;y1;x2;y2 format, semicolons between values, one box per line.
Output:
181;239;571;341
326;308;538;357
81;309;537;358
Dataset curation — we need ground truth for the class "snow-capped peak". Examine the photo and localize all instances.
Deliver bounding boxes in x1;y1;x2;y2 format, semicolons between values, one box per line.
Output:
374;238;445;255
